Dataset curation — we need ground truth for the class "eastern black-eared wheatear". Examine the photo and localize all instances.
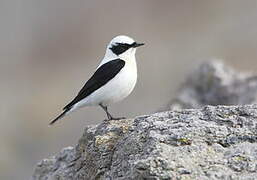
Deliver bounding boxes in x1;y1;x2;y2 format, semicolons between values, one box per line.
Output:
50;35;144;125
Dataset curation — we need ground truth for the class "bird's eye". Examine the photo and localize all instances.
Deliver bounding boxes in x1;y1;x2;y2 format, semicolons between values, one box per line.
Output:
110;43;131;55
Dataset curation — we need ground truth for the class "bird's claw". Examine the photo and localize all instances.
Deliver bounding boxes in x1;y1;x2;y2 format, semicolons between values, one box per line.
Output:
104;116;126;121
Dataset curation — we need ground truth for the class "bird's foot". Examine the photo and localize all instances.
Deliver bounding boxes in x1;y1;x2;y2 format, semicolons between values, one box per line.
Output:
110;116;126;120
104;116;126;121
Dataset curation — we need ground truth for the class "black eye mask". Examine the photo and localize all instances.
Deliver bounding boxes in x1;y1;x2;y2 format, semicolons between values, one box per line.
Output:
109;43;133;55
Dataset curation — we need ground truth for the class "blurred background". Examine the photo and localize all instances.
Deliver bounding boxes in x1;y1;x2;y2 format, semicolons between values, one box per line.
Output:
1;0;257;179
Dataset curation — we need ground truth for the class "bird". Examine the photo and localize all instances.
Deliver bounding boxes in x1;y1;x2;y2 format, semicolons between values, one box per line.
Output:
50;35;144;125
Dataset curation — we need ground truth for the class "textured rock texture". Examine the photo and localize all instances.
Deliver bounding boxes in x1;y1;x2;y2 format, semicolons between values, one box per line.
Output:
169;61;257;110
32;104;257;180
32;61;257;180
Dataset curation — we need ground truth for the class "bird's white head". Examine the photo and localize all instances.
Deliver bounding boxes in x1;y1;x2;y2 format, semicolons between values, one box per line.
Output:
104;35;144;61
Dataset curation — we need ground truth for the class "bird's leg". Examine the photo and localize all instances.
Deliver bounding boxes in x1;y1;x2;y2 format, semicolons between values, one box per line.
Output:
99;104;126;120
99;104;112;120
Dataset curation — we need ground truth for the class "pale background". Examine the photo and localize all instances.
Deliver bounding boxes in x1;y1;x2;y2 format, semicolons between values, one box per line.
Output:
1;1;257;179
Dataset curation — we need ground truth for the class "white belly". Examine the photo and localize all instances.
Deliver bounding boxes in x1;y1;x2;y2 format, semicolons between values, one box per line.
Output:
74;59;137;108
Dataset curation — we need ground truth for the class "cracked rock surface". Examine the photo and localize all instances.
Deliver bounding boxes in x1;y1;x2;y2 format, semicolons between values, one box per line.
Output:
32;105;257;180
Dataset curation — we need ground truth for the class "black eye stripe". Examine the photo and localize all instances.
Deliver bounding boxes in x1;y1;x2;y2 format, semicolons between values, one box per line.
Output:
130;42;137;47
110;43;134;55
116;43;134;48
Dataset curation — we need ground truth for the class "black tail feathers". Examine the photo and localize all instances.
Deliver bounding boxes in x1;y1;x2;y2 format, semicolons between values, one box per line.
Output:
49;108;70;125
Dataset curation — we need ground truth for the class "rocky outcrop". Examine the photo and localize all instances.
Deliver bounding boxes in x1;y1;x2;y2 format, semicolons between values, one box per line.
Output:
32;104;257;180
32;61;257;180
169;61;257;110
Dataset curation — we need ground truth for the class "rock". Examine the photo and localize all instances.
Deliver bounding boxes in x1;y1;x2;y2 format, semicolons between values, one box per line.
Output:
168;60;257;110
32;104;257;180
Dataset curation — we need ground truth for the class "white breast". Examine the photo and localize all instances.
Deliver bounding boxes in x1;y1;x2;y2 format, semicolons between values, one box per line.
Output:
74;57;137;108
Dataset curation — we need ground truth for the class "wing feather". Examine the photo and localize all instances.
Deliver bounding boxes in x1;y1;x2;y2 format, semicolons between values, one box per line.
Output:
63;59;125;110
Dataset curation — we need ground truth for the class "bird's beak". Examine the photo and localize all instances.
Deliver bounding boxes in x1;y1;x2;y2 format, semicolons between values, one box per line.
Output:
133;42;145;48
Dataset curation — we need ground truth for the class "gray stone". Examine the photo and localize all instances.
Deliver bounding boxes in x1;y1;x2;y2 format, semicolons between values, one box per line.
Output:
169;60;257;110
32;105;257;180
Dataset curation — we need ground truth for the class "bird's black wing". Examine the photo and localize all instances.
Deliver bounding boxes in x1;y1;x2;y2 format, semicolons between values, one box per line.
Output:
63;59;125;110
